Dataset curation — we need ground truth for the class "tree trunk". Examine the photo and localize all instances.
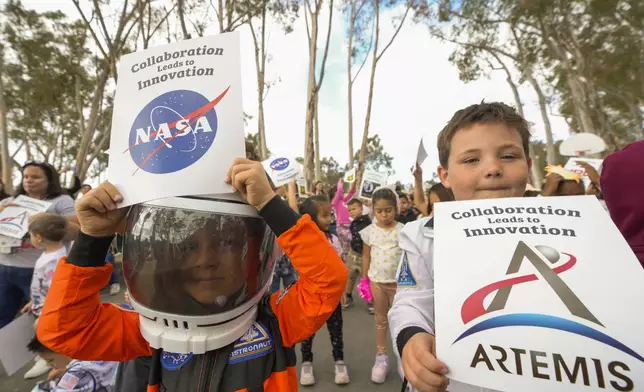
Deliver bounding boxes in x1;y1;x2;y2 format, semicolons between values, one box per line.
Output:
177;0;191;39
314;96;321;180
249;13;268;160
74;63;110;179
525;73;555;165
357;0;380;179
303;1;318;186
347;1;356;168
496;56;542;187
0;52;12;193
217;0;225;33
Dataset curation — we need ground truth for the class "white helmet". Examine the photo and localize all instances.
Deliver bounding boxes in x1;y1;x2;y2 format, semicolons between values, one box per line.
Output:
122;194;279;354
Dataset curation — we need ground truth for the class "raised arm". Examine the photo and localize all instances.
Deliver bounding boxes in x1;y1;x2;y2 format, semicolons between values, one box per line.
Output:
264;197;347;346
343;182;356;203
37;184;151;361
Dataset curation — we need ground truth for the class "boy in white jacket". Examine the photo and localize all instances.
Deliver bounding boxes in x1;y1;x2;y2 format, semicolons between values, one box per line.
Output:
388;102;532;392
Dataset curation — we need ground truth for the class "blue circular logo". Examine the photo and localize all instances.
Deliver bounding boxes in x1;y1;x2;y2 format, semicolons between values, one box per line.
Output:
128;90;218;174
270;158;290;171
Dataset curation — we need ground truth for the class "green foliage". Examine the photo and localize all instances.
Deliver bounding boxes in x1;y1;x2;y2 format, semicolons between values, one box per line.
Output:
351;134;394;172
1;0;98;168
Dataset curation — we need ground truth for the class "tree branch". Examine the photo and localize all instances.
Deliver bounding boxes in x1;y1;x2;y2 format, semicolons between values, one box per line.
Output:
314;0;334;91
376;2;410;62
92;0;114;53
72;0;108;58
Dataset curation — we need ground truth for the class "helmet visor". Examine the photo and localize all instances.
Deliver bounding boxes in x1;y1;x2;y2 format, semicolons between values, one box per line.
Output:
122;201;278;317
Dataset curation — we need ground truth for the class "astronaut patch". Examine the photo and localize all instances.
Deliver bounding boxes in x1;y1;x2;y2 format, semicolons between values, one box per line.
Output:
57;373;80;389
228;322;274;364
161;351;194;371
397;253;417;288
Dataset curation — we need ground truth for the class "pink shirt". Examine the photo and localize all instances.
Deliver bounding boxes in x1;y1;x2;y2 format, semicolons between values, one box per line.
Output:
332;180;356;225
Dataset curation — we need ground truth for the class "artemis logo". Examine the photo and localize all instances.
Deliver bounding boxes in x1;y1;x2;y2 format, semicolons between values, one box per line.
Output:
457;241;641;391
0;211;28;228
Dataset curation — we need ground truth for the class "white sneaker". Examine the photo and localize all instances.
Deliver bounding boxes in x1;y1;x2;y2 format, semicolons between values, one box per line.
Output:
109;283;121;295
371;353;389;384
300;361;316;386
334;360;350;385
24;357;51;379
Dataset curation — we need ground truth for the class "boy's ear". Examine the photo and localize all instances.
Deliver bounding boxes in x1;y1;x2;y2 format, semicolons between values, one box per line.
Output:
438;165;450;188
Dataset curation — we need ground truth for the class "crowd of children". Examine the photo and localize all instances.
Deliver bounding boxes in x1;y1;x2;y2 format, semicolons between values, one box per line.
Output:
1;100;641;392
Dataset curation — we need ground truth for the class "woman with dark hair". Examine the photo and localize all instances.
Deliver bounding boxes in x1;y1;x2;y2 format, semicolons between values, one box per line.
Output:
0;162;79;329
312;181;325;196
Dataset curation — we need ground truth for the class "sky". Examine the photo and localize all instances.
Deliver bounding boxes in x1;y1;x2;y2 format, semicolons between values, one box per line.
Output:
19;0;572;186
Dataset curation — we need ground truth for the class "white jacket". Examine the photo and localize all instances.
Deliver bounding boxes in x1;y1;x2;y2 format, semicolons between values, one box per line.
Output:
388;217;498;392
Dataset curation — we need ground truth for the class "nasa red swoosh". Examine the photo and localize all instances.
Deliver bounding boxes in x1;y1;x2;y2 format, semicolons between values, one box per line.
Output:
123;87;229;175
461;252;577;324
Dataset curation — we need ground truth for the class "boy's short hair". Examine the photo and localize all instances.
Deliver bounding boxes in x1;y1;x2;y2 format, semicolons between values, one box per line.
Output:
398;193;409;201
29;213;68;242
437;102;531;167
347;198;363;207
27;335;52;354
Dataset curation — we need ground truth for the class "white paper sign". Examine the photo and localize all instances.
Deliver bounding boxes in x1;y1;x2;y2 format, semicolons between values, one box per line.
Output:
359;169;388;199
564;158;603;187
0;313;36;375
344;168;356;184
296;173;308;197
434;196;644;392
261;156;301;187
417;138;428;165
108;32;245;207
0;196;52;239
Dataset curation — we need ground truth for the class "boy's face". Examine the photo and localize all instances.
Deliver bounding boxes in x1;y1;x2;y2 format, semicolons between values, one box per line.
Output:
399;198;410;213
348;203;362;219
438;123;530;201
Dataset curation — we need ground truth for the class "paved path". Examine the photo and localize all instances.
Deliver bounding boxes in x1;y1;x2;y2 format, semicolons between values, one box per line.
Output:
1;287;403;392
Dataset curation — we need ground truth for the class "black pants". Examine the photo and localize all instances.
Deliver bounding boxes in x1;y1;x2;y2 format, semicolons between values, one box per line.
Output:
300;304;343;362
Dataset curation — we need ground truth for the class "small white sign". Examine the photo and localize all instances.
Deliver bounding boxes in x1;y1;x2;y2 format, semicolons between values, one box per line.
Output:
564;158;603;187
0;196;52;239
359;169;388;200
433;196;644;392
417;138;428;165
344;168;356;184
108;32;245;207
296;173;308;197
262;156;301;187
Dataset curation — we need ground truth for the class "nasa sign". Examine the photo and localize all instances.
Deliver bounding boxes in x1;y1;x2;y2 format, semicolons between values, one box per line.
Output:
262;155;300;187
128;89;218;174
108;33;244;207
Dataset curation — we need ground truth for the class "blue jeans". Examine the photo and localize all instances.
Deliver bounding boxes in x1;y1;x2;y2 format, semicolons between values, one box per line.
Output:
0;265;34;328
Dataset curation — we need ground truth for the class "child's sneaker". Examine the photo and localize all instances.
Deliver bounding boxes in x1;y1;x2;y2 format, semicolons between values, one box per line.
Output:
371;353;389;384
109;283;121;295
300;361;315;386
367;302;374;315
342;294;354;309
24;356;50;379
334;360;350;384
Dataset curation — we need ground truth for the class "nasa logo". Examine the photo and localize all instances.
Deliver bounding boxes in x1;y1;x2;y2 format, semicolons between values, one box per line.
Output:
270;158;290;171
161;351;194;371
228;322;274;364
126;88;229;175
